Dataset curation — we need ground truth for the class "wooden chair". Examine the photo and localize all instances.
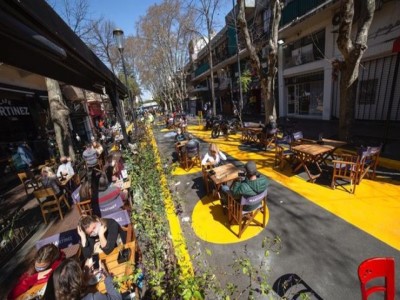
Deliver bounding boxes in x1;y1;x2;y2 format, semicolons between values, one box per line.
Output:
290;131;315;146
17;171;41;195
274;137;294;170
358;257;395;300
331;154;361;194
33;188;70;224
227;189;268;238
357;145;382;182
332;145;382;194
258;129;278;151
76;199;93;216
181;143;201;171
35;228;81;258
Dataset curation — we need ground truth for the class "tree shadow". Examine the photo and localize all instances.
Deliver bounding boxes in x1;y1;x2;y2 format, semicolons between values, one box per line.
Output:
272;273;324;300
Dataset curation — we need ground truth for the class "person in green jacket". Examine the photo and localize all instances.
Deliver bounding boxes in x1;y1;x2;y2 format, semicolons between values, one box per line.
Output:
220;161;269;211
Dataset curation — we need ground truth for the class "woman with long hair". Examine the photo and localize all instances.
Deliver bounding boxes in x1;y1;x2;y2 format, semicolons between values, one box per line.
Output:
77;215;124;259
8;244;65;299
201;143;227;167
44;258;122;300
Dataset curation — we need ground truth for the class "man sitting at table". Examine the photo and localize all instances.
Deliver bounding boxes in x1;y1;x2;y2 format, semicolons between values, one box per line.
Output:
56;156;75;179
220;161;269;211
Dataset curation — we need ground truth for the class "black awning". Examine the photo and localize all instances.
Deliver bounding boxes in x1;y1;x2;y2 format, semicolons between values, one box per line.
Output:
0;0;127;101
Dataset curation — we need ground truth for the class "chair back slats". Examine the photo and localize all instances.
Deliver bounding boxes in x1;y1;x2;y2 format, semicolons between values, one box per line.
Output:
228;189;268;238
358;257;395;300
76;199;93;216
34;187;56;201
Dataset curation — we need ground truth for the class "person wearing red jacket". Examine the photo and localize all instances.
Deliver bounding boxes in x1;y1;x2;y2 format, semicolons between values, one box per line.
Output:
8;244;66;299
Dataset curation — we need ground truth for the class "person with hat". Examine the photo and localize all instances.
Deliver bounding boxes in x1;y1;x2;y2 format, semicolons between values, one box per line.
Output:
220;161;269;211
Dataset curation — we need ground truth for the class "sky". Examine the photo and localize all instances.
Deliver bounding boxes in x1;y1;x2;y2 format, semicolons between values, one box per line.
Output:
90;0;163;36
59;0;233;101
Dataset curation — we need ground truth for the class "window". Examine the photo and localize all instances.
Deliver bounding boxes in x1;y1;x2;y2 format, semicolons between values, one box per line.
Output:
283;29;325;67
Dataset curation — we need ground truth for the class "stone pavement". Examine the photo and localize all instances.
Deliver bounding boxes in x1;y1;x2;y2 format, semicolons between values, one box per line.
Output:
154;120;400;299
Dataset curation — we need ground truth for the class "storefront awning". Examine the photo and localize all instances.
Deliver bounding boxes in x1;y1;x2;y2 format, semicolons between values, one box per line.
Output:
0;0;127;105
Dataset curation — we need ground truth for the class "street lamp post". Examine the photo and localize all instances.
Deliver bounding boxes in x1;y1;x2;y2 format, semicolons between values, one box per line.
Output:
113;28;136;134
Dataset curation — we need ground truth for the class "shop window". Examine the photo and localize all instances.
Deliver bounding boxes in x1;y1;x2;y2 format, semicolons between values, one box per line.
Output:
358;79;378;105
286;72;324;116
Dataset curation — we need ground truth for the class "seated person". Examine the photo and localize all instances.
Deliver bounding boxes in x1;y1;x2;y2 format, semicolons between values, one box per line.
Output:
262;115;278;137
41;167;62;197
175;128;186;142
8;244;65;299
77;214;125;259
201;143;226;167
43;258;122;300
92;139;104;160
104;152;125;183
220;161;269;210
179;115;188;132
82;143;99;169
181;134;200;158
56;156;75;179
98;174;127;207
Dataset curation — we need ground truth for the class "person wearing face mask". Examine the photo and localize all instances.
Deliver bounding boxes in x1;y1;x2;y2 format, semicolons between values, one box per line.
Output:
8;244;65;299
77;215;124;259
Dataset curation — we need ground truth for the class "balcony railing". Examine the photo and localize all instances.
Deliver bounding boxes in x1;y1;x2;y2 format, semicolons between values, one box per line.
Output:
281;0;328;27
194;63;210;77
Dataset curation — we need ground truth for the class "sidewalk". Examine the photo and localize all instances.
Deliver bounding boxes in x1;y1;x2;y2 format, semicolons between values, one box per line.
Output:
155;121;400;299
242;116;400;162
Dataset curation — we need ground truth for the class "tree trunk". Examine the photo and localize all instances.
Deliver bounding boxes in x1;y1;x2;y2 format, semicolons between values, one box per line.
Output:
45;78;75;160
237;0;283;123
336;0;375;140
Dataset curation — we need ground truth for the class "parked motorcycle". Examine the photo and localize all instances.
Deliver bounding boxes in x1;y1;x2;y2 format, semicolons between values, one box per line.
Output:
211;117;241;138
204;115;220;130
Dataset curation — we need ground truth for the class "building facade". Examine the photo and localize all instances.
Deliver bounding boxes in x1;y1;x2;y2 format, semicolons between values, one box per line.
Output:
188;0;400;123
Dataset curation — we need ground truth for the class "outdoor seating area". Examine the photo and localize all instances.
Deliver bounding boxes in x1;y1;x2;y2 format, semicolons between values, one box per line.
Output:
0;143;141;299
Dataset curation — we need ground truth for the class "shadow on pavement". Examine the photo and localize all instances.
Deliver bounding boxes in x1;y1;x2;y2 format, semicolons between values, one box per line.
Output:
273;273;324;300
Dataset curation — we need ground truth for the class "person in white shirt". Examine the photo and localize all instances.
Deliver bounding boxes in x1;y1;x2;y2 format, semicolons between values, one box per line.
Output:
56;156;75;179
201;143;227;167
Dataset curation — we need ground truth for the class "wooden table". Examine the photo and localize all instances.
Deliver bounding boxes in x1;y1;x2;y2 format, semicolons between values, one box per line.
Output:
291;139;346;182
241;127;263;143
16;242;137;299
208;163;240;198
58;174;74;188
96;241;136;294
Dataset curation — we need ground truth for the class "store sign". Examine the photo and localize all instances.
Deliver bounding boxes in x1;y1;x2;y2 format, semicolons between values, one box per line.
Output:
0;99;30;117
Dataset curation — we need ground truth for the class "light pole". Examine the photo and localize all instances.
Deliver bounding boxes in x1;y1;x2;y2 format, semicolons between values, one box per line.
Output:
113;28;136;133
231;0;243;115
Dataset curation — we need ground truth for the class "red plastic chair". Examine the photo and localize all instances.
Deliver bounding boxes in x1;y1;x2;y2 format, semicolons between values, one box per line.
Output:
358;257;395;300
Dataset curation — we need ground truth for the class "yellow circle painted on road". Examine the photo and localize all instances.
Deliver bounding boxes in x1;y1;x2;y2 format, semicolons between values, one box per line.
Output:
192;195;269;244
172;165;202;176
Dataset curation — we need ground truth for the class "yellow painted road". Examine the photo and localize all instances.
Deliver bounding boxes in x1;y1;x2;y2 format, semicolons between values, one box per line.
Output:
168;125;400;250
